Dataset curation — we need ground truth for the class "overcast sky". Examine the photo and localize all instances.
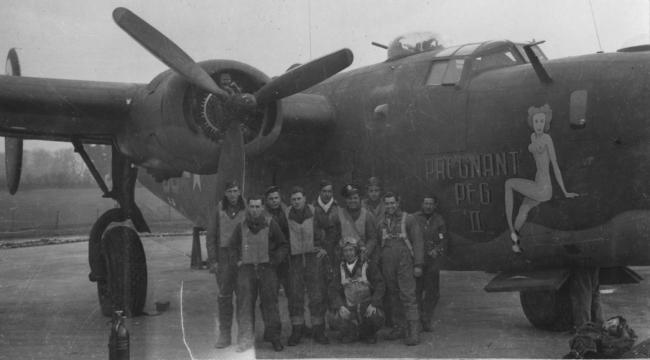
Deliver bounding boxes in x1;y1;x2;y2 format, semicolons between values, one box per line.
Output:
1;0;649;150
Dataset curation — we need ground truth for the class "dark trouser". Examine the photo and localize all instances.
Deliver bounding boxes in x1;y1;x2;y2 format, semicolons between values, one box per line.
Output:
328;302;385;337
380;242;419;328
277;259;291;294
236;263;281;344
216;247;238;337
415;259;440;325
569;267;603;328
288;252;327;325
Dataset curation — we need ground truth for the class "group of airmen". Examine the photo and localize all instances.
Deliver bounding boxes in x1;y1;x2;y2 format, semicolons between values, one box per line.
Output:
206;177;448;352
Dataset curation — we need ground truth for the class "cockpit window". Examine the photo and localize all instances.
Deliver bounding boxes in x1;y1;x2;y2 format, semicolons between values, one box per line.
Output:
455;44;481;56
472;50;523;72
435;46;460;57
426;59;465;86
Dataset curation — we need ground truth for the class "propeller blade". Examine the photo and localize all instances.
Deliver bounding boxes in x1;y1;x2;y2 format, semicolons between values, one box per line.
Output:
254;48;353;105
112;7;227;98
5;137;22;195
214;124;246;200
5;48;23;194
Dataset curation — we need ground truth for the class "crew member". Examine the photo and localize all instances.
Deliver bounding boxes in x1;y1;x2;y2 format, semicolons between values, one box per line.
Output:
263;186;290;342
314;179;341;272
413;194;448;332
286;186;330;345
206;180;246;349
569;267;603;330
362;177;390;324
362;177;385;220
378;191;424;346
328;237;385;344
338;184;378;263
264;186;290;293
231;195;288;352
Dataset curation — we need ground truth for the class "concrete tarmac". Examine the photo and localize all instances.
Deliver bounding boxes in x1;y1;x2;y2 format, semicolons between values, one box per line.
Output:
0;234;648;359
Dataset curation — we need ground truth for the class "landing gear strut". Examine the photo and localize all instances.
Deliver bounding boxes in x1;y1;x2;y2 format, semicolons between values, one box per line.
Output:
77;143;150;317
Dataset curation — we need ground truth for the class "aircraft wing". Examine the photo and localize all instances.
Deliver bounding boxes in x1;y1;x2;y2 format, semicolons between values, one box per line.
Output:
0;75;138;143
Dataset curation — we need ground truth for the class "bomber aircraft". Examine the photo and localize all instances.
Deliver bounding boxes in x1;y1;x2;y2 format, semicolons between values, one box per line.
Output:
1;7;649;332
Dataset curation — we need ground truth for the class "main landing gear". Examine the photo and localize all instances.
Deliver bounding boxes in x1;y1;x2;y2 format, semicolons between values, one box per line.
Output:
75;142;150;317
519;282;573;331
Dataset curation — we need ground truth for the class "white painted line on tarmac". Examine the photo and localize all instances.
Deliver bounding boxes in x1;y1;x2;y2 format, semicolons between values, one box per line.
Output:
180;280;196;360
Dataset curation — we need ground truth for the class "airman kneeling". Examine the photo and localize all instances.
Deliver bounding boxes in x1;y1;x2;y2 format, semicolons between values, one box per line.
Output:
328;237;385;344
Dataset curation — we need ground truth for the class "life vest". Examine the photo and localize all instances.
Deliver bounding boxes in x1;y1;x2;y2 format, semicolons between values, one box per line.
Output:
286;204;316;255
380;212;413;257
218;202;246;247
340;261;372;306
241;218;270;265
338;207;367;245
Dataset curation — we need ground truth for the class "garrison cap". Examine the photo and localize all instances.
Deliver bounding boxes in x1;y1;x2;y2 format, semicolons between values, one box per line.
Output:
319;179;333;189
224;180;239;191
341;183;361;198
366;176;381;188
265;185;280;196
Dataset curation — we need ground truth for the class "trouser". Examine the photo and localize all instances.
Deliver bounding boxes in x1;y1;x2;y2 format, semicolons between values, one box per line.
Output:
328;302;385;337
277;258;291;294
569;267;603;328
216;248;238;335
380;242;419;328
236;263;281;344
415;259;440;324
288;252;327;325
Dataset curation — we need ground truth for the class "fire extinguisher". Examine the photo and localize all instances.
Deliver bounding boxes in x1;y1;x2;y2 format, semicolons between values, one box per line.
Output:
109;310;130;360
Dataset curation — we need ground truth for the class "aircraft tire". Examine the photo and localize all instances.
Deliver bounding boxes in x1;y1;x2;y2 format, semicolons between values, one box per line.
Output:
100;226;148;317
519;284;573;331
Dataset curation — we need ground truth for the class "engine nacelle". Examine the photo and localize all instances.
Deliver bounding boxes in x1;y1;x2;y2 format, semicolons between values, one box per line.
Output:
117;60;282;175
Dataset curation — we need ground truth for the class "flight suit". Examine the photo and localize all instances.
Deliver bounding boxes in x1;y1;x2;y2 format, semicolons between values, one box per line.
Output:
286;204;329;345
265;203;290;294
362;198;385;221
337;206;379;262
378;210;424;343
413;211;448;331
328;260;385;343
314;198;341;274
569;267;603;329
206;199;246;347
232;215;288;349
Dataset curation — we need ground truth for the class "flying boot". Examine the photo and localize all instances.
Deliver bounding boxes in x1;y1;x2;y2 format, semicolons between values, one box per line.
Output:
215;296;233;348
404;320;420;346
312;323;330;344
287;324;304;346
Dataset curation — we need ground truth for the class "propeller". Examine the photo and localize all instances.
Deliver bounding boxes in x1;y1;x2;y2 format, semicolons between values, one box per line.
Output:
254;48;353;105
112;7;228;99
112;7;353;197
5;48;23;195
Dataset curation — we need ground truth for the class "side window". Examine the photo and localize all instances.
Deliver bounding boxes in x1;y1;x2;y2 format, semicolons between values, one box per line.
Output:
473;50;521;72
426;59;465;86
570;90;587;129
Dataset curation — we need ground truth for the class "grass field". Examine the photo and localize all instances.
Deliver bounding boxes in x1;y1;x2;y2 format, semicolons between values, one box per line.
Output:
0;186;193;239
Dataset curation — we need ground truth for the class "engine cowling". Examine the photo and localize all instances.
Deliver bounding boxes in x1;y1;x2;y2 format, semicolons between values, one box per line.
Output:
117;60;282;175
